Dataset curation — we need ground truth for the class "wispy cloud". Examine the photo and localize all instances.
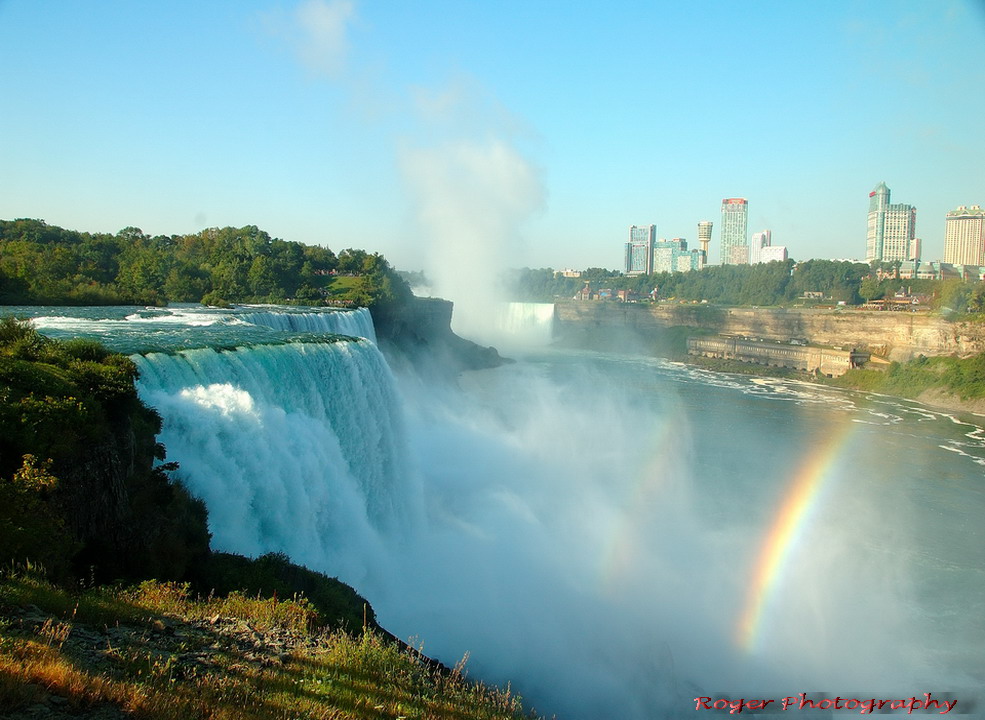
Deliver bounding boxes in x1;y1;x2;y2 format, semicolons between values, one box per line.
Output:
262;0;356;78
296;0;354;77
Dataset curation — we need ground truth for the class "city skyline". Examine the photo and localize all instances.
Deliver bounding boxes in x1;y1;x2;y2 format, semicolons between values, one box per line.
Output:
1;2;984;278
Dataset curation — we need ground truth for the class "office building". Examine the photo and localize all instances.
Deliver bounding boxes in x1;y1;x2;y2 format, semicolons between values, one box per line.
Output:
866;182;918;263
760;245;788;263
943;205;985;266
676;249;706;272
720;198;748;265
625;224;656;275
653;238;688;273
651;237;705;273
750;230;772;265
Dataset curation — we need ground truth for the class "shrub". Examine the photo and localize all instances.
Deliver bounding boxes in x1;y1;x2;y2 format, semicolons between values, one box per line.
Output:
0;455;79;579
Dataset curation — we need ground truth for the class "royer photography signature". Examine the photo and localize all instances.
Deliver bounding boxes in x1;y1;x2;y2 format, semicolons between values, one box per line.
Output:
694;692;962;714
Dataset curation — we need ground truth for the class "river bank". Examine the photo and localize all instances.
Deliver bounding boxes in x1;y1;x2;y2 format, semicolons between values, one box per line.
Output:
911;387;985;415
550;303;985;417
554;300;985;360
690;354;985;417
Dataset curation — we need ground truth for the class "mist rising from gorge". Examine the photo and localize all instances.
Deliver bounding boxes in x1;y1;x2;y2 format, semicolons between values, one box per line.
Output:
393;74;544;345
131;311;979;719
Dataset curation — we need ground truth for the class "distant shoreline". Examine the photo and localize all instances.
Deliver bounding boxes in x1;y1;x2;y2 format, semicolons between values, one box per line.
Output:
682;353;985;418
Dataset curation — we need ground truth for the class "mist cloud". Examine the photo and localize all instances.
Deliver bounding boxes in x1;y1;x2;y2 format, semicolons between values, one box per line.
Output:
399;81;546;341
399;137;543;333
268;2;548;340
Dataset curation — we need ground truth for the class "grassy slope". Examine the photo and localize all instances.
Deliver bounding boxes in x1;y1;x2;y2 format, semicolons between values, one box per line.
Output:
821;354;985;402
0;572;543;720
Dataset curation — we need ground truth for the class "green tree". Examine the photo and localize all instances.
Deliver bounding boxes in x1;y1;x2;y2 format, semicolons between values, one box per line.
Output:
858;276;884;302
0;455;78;576
115;230;170;304
939;280;972;314
247;255;280;298
163;263;211;302
0;318;210;582
967;284;985;314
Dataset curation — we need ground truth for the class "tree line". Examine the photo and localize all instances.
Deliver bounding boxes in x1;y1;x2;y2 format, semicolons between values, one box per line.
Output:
505;260;985;313
0;219;411;309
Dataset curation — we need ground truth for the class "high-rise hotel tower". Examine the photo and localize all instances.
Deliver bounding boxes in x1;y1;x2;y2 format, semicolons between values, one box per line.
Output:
625;224;656;275
720;198;748;265
866;182;918;263
749;230;772;265
943;205;985;266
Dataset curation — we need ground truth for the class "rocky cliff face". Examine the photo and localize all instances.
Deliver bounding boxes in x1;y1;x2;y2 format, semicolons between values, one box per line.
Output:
372;296;506;375
555;302;985;361
62;404;210;583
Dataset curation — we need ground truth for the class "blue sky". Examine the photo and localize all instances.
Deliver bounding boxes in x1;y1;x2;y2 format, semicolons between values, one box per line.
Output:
2;0;984;273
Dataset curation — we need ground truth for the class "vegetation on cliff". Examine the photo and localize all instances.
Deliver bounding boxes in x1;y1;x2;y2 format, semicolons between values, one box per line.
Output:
0;219;411;311
0;316;209;582
823;353;985;402
0;569;541;719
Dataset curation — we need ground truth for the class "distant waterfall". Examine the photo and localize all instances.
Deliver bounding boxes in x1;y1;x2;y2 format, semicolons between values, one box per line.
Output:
492;302;556;346
241;307;377;342
133;338;409;580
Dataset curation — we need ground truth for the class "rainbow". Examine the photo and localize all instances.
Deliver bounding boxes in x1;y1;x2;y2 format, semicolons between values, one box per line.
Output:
735;422;851;652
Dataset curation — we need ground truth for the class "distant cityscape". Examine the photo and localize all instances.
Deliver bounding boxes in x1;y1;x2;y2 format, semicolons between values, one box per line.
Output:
614;183;985;281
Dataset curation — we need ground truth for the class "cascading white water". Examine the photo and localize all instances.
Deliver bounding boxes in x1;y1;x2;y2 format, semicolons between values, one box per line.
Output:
240;307;377;342
493;302;556;345
133;338;412;584
22;305;378;355
453;301;556;348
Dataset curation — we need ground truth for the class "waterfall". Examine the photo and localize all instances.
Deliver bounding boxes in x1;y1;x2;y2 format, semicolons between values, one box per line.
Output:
240;307;377;343
490;302;556;346
133;338;408;582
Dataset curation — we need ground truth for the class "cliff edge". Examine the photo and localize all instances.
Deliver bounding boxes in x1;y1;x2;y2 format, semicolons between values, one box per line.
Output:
372;296;507;376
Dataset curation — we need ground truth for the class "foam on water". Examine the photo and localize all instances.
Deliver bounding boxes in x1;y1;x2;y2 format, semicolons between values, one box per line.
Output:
16;305;375;354
134;338;414;584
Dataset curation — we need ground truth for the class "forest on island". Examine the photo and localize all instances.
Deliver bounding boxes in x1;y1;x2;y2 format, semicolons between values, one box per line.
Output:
0;219;411;310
